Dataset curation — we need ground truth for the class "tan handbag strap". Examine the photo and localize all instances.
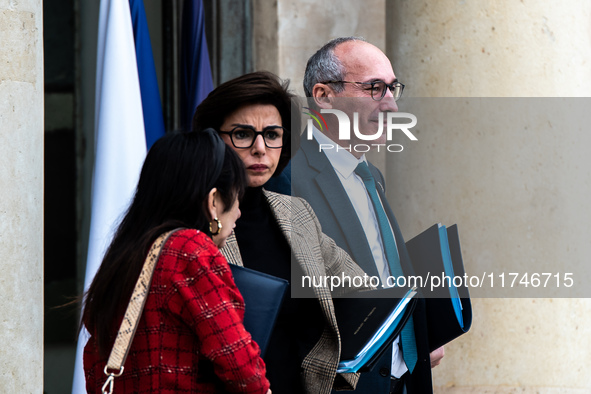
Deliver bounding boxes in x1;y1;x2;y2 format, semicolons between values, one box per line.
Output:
101;229;180;394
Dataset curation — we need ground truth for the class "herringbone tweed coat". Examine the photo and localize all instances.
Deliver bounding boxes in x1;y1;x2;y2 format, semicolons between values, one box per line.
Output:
221;190;367;394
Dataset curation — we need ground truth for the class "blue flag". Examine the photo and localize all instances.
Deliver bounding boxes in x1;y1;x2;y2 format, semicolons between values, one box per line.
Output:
129;0;166;148
180;0;214;131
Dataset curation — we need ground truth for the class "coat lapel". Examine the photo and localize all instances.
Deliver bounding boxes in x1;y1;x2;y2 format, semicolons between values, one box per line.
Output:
296;137;380;277
262;189;293;249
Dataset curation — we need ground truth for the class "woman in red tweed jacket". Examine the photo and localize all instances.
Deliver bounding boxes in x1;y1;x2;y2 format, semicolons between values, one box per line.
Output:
82;130;271;393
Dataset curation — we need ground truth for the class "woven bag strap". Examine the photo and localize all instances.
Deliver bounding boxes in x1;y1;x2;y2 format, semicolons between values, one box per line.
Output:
101;229;180;394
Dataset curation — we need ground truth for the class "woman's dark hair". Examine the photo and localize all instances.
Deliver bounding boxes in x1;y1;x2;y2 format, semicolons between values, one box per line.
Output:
192;71;298;176
81;130;247;357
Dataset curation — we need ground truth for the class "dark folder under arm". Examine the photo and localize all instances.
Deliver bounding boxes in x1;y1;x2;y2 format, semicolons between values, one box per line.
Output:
405;223;472;351
229;264;289;357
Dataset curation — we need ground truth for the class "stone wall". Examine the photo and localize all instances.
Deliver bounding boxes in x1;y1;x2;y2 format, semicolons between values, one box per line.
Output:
0;1;44;392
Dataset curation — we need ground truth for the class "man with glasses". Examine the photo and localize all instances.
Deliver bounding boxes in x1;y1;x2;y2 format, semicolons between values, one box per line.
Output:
292;37;444;394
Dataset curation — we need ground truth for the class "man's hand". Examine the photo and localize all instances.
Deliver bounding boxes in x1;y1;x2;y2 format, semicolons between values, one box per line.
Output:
430;346;444;368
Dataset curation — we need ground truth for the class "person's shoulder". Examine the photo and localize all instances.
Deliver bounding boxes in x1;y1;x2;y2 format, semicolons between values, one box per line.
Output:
263;189;308;210
164;229;218;258
159;229;224;277
366;160;382;173
292;137;321;166
167;228;209;244
291;144;306;164
263;189;320;231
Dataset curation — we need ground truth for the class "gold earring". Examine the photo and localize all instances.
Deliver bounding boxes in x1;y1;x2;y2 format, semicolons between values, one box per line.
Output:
209;218;222;235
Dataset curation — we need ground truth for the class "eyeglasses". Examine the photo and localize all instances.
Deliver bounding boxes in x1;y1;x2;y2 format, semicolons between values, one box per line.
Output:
322;80;405;101
219;126;285;149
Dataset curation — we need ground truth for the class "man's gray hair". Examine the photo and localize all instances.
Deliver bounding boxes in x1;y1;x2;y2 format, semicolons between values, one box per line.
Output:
303;36;366;97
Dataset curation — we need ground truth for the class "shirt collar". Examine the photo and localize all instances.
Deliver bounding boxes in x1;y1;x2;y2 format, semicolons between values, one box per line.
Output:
312;127;367;179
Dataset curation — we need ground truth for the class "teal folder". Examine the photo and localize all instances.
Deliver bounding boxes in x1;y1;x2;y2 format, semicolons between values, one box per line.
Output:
229;264;289;357
405;223;472;351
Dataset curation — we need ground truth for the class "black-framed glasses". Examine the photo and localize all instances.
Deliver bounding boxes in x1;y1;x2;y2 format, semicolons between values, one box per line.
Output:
219;126;285;149
322;80;405;101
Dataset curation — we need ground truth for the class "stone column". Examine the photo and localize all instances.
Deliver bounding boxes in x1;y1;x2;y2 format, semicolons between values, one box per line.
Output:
254;0;387;96
386;1;591;392
0;1;44;392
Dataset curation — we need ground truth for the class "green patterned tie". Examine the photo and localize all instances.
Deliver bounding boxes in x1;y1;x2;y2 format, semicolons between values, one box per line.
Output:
355;162;417;372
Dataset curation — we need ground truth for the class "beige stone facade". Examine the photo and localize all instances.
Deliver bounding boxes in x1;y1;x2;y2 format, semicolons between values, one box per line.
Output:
0;1;44;392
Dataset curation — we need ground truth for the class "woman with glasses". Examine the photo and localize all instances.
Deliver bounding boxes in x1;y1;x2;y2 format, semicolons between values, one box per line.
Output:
193;71;367;394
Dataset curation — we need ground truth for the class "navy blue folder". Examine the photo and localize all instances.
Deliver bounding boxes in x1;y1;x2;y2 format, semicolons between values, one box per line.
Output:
229;264;289;357
405;223;472;351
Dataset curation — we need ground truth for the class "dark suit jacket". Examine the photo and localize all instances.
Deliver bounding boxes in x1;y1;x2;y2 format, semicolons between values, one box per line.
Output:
292;136;433;394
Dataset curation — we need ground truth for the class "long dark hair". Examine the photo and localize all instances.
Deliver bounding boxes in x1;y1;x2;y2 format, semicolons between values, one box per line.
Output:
192;71;298;176
81;130;247;357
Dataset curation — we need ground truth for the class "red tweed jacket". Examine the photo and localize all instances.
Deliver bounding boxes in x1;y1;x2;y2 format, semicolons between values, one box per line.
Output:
84;229;270;394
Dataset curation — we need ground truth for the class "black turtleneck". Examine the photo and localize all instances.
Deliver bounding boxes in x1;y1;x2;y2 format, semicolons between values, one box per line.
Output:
234;186;292;280
233;187;323;394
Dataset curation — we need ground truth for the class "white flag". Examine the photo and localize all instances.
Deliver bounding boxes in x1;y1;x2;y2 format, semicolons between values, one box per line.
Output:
71;0;146;392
